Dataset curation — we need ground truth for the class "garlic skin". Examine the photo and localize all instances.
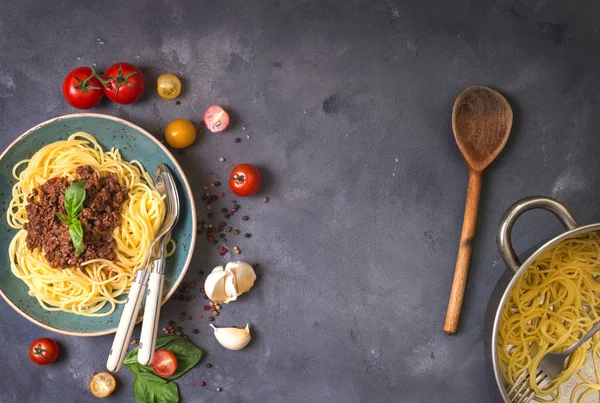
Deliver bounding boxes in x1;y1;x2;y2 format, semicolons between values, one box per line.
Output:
204;261;256;303
210;324;251;350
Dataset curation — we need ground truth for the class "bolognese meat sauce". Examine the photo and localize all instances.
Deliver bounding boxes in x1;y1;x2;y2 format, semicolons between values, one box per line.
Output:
24;165;128;269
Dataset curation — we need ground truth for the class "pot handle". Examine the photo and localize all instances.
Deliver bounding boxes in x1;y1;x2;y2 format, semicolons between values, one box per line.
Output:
497;196;579;274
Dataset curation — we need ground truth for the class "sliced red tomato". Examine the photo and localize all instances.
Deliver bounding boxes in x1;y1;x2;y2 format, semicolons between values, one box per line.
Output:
203;105;230;132
62;67;104;109
29;338;59;365
229;163;261;197
151;350;178;377
102;62;145;104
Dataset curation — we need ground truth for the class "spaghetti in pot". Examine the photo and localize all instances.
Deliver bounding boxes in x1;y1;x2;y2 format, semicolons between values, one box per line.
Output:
499;232;600;402
7;132;171;317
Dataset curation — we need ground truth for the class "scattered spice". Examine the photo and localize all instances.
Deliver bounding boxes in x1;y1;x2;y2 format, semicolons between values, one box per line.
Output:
263;196;269;203
219;157;225;162
242;216;249;221
200;381;206;387
212;311;219;317
234;137;241;143
205;363;212;368
209;317;215;322
193;329;199;334
245;233;251;238
215;304;221;310
233;229;240;235
217;387;222;392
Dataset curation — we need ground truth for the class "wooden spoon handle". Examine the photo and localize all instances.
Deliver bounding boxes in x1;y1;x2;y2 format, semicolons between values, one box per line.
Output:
444;169;483;335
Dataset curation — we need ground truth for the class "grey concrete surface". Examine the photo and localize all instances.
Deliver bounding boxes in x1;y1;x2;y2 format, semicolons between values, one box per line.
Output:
2;0;600;402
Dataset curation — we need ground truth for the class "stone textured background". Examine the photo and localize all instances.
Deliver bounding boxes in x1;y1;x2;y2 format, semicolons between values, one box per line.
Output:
1;1;600;402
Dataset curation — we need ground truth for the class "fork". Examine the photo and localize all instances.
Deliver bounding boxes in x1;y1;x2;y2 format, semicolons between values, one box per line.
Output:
508;318;600;402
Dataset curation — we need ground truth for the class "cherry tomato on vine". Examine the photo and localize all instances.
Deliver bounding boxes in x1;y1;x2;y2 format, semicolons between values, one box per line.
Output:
203;105;230;133
157;74;182;99
103;62;145;104
165;119;196;148
229;163;261;197
151;350;178;377
29;338;59;365
62;67;104;109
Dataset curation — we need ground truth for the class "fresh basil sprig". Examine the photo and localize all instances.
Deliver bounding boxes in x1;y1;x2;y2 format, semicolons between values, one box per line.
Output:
124;335;203;403
55;181;86;256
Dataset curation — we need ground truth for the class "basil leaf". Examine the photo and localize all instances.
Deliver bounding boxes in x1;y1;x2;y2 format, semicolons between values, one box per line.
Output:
55;212;72;225
64;180;86;218
132;372;179;403
124;336;202;381
68;219;84;256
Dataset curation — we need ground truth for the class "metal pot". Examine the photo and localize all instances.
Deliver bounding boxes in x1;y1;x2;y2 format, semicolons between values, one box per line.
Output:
485;196;600;402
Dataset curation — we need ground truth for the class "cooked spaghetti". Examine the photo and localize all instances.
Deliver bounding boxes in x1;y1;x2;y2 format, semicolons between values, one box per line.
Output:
7;132;168;317
499;232;600;402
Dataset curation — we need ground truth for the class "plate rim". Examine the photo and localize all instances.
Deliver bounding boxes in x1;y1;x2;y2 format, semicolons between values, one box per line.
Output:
0;113;197;337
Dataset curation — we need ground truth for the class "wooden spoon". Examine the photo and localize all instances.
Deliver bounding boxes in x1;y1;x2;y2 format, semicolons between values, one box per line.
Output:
443;86;513;335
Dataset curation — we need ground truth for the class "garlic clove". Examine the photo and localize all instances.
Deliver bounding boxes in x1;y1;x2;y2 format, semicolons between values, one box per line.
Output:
204;266;233;303
225;261;256;295
224;273;238;302
210;324;251;350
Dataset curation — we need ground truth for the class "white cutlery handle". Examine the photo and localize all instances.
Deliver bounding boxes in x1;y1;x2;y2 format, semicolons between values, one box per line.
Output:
106;277;146;372
138;270;165;366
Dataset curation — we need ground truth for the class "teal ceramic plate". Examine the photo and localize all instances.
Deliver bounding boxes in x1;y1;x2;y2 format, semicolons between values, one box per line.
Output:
0;114;196;336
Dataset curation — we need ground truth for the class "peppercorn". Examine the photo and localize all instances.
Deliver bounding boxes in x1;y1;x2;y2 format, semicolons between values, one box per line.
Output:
219;192;225;197
215;304;221;310
209;317;215;322
211;195;218;201
204;295;209;299
263;196;269;203
234;249;240;254
193;329;199;334
245;233;251;238
214;181;221;186
233;230;240;235
221;208;228;213
200;381;206;387
217;387;222;392
205;363;212;368
232;200;238;204
242;216;249;221
175;331;182;336
204;306;210;311
169;320;175;326
211;307;216;311
209;301;214;306
219;157;225;162
234;137;241;143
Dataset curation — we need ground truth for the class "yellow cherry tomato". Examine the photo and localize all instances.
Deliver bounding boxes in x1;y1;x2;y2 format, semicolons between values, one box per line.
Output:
89;372;116;398
165;119;196;148
157;73;182;99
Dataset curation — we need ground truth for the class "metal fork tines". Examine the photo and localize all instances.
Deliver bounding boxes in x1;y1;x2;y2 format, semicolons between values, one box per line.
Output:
508;369;550;403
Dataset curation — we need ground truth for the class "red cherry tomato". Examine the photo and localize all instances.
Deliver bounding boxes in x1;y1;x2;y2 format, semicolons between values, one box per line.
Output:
229;163;261;197
151;350;178;377
102;62;145;104
29;338;59;365
62;67;104;109
203;105;230;133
